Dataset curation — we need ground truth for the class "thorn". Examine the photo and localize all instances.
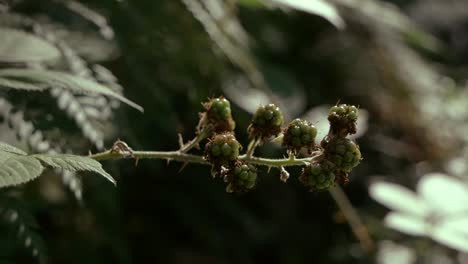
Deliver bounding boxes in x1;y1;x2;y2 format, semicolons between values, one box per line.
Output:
178;133;184;148
280;166;290;183
134;157;139;167
210;166;218;178
178;162;189;173
166;158;172;166
267;166;272;173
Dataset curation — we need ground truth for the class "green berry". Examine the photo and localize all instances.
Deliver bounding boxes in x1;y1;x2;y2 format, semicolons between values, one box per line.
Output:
328;104;359;137
204;133;241;168
299;160;336;191
248;104;284;140
325;138;361;172
224;162;258;193
282;119;317;154
211;145;221;156
203;97;236;133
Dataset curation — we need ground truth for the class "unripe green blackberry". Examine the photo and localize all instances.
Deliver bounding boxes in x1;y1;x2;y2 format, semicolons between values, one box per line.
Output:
224;163;258;193
282;119;317;154
202;97;236;133
325;138;361;172
204;133;241;167
248;104;284;140
328;104;359;137
299;160;336;191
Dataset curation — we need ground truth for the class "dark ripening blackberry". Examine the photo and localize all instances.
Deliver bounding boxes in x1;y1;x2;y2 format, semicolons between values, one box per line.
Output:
224;162;258;193
299;160;336;191
248;104;284;141
282;119;317;154
328;104;358;137
204;133;241;169
325;138;361;172
202;97;236;133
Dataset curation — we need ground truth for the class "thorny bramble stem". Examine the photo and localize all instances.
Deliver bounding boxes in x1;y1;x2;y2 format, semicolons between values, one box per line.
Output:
179;128;211;153
89;150;320;168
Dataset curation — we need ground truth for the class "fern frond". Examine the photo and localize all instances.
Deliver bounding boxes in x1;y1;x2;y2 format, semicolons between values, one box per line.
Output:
0;77;44;91
64;0;115;40
0;68;143;112
50;89;105;149
0;203;48;264
0;27;61;63
181;0;273;95
0;98;83;201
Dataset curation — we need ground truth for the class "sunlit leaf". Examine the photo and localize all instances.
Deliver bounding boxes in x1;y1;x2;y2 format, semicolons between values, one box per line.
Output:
0;143;44;187
377;240;416;264
417;173;468;214
33;154;116;185
370;181;429;216
0;142;27;155
384;212;427;236
0;142;115;188
432;226;468;253
443;218;468;236
269;0;345;29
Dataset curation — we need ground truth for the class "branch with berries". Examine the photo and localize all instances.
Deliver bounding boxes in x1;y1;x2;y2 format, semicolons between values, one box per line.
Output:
89;96;362;193
89;96;372;251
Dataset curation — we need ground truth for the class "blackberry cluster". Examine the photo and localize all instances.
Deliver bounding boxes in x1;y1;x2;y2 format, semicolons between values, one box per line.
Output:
325;138;361;172
282;119;317;154
299;160;336;191
224;163;258;193
248;104;284;141
204;133;241;168
202;97;235;133
328;104;358;137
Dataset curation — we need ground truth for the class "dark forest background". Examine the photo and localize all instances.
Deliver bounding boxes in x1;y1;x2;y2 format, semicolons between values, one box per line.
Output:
1;0;468;263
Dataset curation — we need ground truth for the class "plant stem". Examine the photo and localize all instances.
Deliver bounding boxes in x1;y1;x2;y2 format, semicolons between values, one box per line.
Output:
89;150;317;168
329;186;374;253
179;128;210;153
245;138;260;158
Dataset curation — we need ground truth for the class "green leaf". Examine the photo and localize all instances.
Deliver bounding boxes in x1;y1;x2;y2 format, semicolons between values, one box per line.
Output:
0;27;61;63
0;69;144;112
0;145;44;188
0;142;28;155
269;0;345;29
33;154;116;185
0;142;115;188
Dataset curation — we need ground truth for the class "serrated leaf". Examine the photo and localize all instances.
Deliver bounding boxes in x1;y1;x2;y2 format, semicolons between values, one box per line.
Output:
0;28;61;63
0;69;144;112
0;142;27;155
269;0;345;29
33;154;116;185
0;145;44;188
